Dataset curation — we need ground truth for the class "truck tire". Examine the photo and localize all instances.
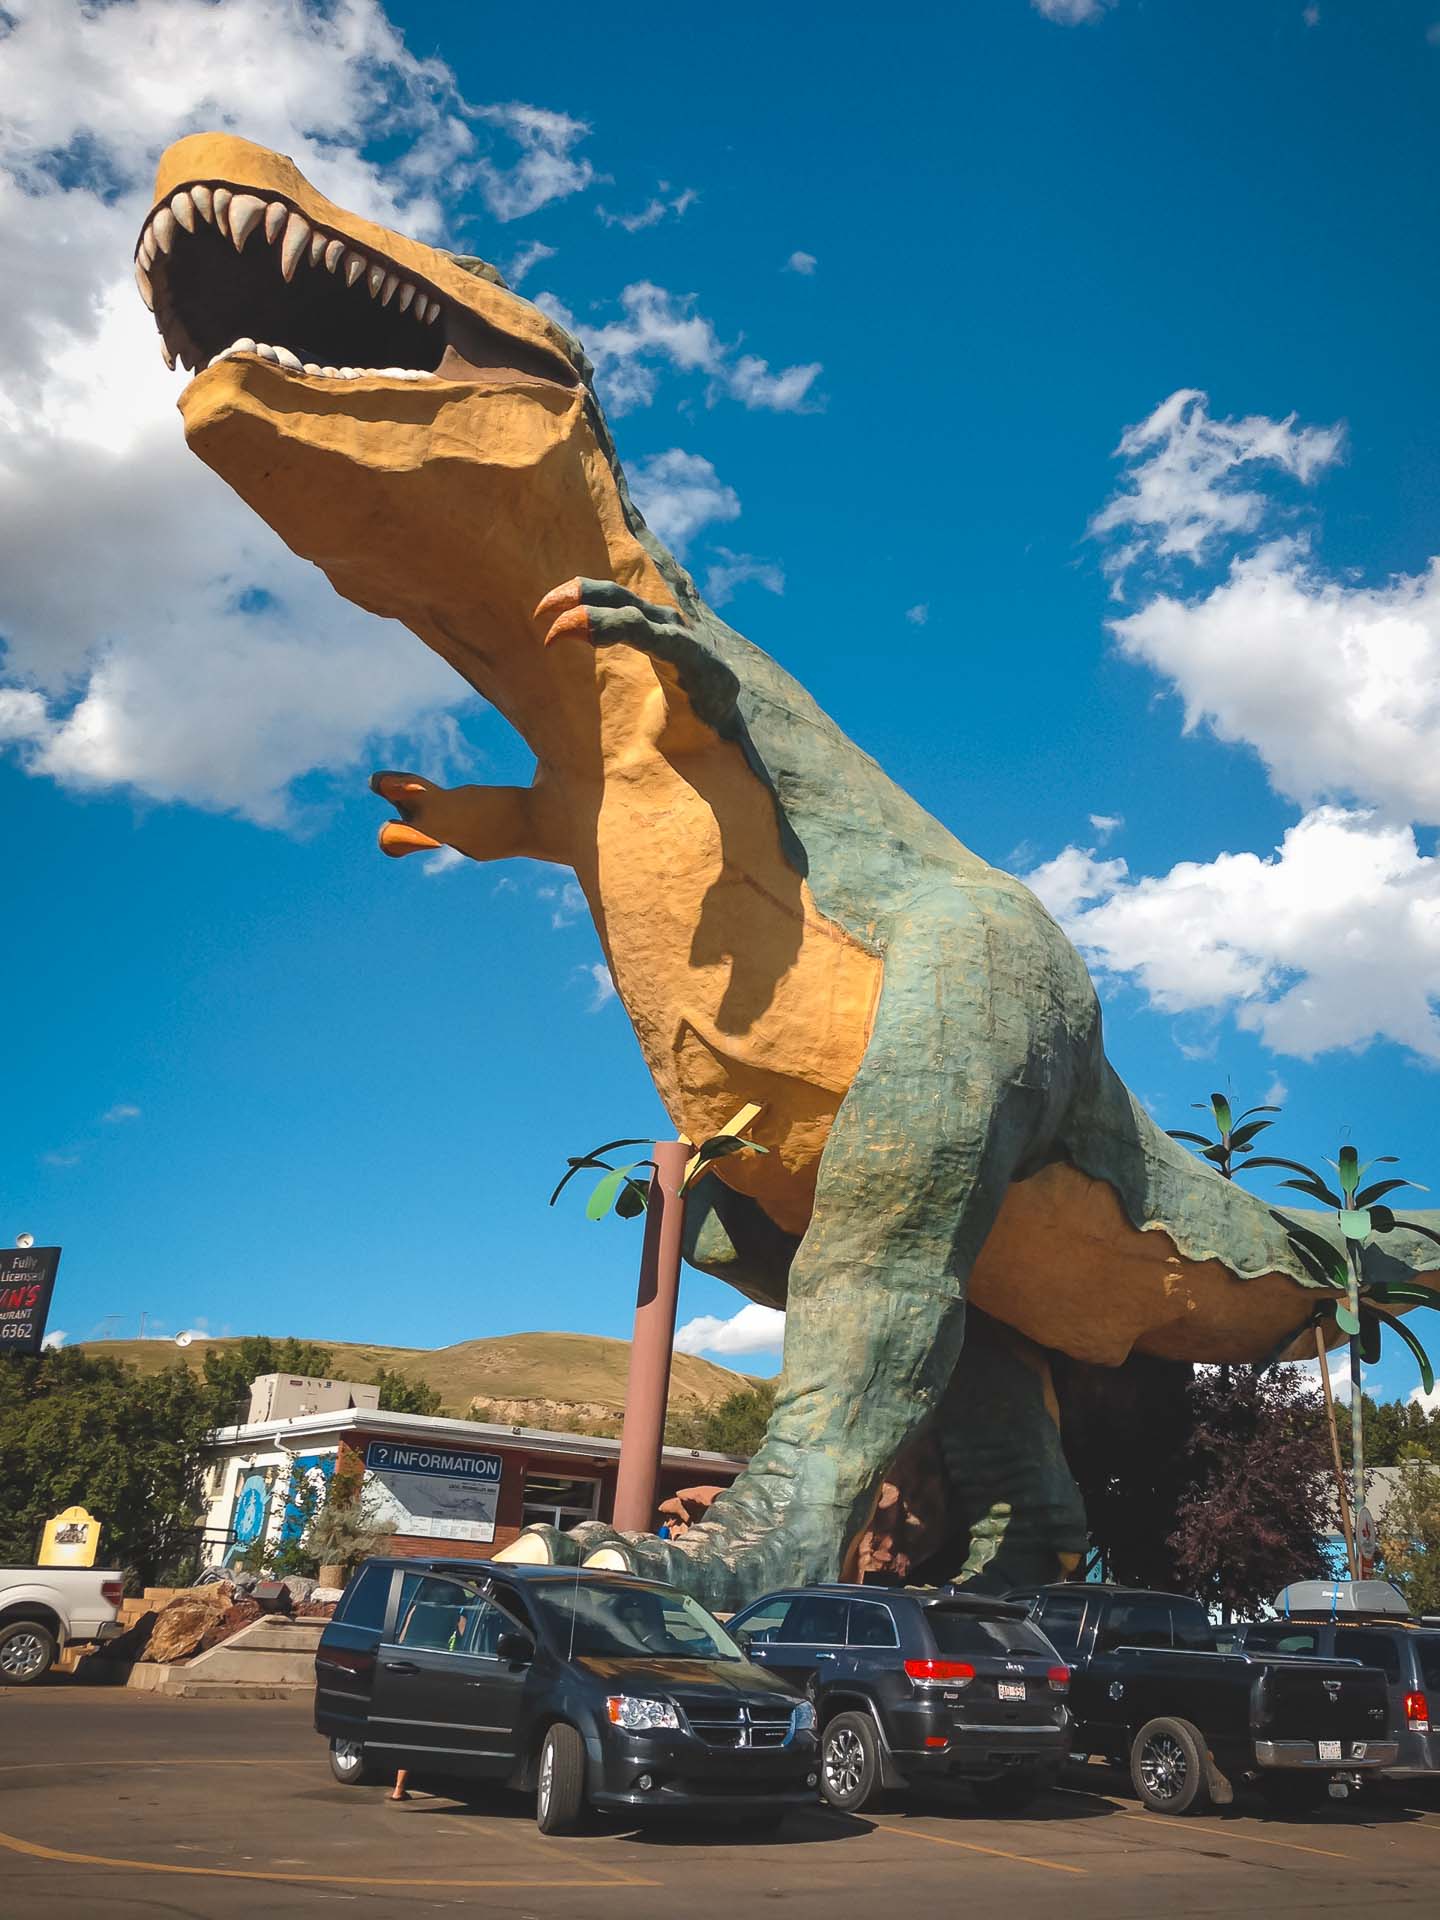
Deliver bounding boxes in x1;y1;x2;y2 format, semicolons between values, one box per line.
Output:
536;1723;587;1835
0;1619;57;1686
820;1710;884;1814
1130;1716;1210;1815
328;1737;378;1786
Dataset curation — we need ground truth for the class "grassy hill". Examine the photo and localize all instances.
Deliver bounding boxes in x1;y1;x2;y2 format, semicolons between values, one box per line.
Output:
74;1330;752;1430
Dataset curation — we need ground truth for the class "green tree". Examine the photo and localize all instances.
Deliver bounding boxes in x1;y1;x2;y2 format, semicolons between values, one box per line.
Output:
1377;1450;1440;1614
201;1335;335;1425
371;1366;442;1415
1336;1395;1440;1468
668;1383;776;1455
0;1349;212;1585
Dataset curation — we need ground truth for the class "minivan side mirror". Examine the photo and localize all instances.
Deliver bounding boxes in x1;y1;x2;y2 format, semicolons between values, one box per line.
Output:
496;1630;534;1664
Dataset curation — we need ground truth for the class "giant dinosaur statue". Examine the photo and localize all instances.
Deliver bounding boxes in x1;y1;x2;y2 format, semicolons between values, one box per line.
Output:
138;135;1440;1609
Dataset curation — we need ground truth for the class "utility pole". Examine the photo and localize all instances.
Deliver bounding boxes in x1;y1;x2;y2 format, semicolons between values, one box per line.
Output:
612;1141;690;1535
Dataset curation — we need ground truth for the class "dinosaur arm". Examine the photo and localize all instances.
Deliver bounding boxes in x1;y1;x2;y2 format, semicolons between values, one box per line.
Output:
370;772;568;866
536;578;740;733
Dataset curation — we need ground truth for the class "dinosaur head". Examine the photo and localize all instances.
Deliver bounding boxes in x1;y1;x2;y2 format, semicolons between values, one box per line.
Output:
138;134;673;733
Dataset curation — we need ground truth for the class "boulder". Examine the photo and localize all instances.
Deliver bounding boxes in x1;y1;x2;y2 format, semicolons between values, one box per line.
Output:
280;1575;316;1607
217;1596;264;1639
141;1597;222;1665
309;1586;345;1605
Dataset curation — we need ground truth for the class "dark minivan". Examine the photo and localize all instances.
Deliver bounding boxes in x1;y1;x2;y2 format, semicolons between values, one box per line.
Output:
728;1583;1072;1812
315;1557;819;1832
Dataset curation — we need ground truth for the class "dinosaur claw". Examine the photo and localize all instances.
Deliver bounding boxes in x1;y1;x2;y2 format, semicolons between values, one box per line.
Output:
378;821;442;858
542;604;593;649
532;579;584;624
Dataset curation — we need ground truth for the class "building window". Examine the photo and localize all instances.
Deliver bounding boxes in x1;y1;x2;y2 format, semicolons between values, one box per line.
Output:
521;1472;600;1531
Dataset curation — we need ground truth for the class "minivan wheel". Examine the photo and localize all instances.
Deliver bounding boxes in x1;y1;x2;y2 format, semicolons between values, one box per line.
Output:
0;1621;56;1686
536;1723;587;1835
820;1711;883;1814
1130;1716;1210;1815
329;1737;377;1786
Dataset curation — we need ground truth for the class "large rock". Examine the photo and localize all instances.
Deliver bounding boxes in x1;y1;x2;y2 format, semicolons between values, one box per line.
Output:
217;1596;264;1639
141;1597;224;1664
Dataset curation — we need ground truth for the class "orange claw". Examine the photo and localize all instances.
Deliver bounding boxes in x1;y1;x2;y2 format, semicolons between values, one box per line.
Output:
532;579;584;623
541;604;593;648
378;821;443;858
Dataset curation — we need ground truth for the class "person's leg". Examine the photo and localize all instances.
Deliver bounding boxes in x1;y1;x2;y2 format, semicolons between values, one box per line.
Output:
390;1767;409;1802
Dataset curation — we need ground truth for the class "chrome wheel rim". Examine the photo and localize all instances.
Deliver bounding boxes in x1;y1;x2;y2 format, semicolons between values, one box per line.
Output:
332;1740;362;1772
539;1739;554;1815
1139;1732;1187;1802
0;1631;48;1680
823;1726;865;1801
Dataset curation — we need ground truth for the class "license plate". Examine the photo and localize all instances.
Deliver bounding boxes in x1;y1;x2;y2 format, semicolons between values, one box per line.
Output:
1318;1740;1341;1762
998;1682;1026;1702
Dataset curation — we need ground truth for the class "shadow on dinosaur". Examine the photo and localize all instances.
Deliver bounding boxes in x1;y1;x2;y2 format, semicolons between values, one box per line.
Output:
139;135;1440;1610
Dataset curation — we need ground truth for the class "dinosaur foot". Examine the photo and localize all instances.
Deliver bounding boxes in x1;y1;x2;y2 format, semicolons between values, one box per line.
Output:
493;1519;762;1611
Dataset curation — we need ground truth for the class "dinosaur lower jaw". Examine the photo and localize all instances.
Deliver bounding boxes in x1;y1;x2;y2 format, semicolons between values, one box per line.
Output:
134;180;578;391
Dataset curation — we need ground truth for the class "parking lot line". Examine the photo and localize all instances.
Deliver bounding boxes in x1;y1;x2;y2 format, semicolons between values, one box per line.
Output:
1112;1811;1355;1863
0;1828;660;1890
870;1815;1086;1875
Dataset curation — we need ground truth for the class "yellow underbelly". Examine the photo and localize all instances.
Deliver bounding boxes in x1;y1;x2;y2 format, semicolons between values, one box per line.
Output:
973;1163;1336;1367
587;743;882;1238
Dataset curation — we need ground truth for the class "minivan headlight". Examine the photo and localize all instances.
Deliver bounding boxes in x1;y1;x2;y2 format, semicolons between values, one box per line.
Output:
606;1695;680;1731
789;1700;816;1733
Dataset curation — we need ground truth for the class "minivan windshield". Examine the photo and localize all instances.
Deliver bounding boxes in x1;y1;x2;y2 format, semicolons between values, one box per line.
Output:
532;1581;744;1662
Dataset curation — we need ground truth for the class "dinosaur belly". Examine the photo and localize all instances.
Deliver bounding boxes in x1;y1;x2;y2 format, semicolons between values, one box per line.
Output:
587;746;882;1238
972;1163;1346;1367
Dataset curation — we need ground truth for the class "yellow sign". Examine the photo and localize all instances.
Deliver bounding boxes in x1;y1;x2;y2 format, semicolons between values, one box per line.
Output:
38;1506;101;1568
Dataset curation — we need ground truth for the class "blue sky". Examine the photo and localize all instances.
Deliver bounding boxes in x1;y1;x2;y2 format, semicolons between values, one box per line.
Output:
2;0;1437;1407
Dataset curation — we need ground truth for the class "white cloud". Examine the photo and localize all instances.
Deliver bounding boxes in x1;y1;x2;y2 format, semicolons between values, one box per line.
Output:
468;102;594;222
1088;813;1124;839
905;604;929;627
628;449;741;555
1296;1348;1353;1404
0;1;592;824
1410;1378;1440;1413
40;1331;68;1351
1112;539;1440;828
506;239;557;286
675;1303;785;1357
41;1151;81;1169
1264;1075;1289;1106
1031;0;1115;21
1027;807;1440;1063
704;550;785;608
102;1103;141;1124
539;280;822;417
585;962;617;1010
1091;389;1342;578
784;251;817;275
538;878;586;928
422;844;468;877
597;186;697;232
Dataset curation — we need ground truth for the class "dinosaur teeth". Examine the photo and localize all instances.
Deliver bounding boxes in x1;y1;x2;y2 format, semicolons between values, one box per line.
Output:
264;200;288;245
279;210;311;282
200;337;438;381
212;186;232;237
151;206;177;255
170;190;196;234
227;193;265;251
397;282;416;313
324;238;345;274
191;184;214;225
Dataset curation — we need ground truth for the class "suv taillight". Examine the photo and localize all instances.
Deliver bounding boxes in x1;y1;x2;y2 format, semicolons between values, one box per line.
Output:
904;1658;974;1685
1047;1665;1070;1693
100;1580;124;1606
1405;1691;1430;1729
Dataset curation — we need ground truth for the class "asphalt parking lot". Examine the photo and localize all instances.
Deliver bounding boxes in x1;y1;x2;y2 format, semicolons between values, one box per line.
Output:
2;1686;1438;1919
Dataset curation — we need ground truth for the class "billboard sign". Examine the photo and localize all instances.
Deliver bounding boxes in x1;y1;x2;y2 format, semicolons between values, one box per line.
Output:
0;1247;61;1355
364;1440;504;1544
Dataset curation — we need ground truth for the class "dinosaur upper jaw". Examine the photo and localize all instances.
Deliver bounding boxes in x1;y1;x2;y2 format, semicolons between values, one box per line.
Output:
138;132;579;389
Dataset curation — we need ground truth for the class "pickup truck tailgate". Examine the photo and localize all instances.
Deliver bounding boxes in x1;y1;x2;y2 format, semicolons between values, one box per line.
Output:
1255;1658;1390;1750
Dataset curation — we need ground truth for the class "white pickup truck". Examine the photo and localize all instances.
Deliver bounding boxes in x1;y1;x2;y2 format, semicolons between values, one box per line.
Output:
0;1567;125;1684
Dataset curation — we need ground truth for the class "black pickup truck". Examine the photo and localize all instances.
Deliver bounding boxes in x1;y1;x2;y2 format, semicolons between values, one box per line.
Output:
1011;1584;1395;1813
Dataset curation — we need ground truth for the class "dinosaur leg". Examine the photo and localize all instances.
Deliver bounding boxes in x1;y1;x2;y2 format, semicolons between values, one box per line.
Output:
499;903;1081;1610
915;1312;1088;1592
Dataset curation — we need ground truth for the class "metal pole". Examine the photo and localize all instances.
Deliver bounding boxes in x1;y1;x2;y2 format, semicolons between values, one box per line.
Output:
612;1141;690;1536
1315;1325;1357;1579
1346;1249;1365;1538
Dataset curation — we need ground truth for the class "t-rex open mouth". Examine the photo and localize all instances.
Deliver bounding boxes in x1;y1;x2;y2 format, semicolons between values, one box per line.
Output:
134;181;577;389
